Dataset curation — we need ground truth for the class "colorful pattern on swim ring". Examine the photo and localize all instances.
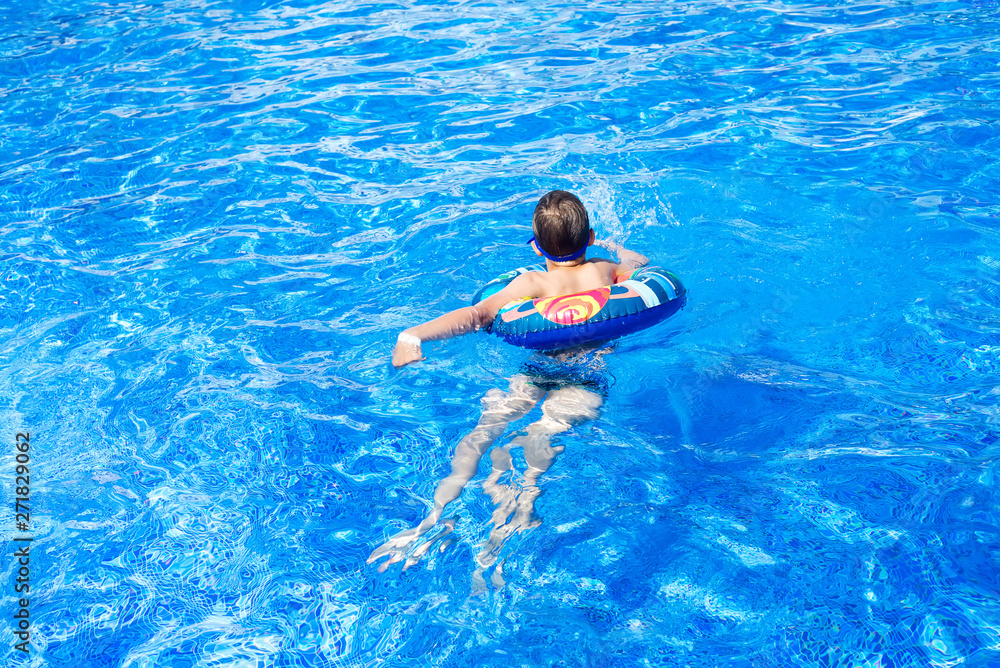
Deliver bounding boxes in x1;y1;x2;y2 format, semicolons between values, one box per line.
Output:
535;287;611;325
471;265;686;350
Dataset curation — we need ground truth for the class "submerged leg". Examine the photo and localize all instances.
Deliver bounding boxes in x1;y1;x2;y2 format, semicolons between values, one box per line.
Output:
369;376;545;571
476;385;604;570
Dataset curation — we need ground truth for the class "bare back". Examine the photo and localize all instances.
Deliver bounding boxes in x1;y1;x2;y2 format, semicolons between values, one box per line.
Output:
474;257;631;324
526;258;621;299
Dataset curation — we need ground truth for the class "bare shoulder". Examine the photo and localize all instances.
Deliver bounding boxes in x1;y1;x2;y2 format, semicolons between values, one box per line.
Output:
583;257;625;281
476;270;542;315
589;256;645;278
507;269;543;293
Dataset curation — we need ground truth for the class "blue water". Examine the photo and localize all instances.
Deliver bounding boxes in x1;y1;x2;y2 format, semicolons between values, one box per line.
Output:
2;0;999;665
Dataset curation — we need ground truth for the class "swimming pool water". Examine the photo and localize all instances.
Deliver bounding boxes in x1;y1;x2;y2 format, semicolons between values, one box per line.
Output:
2;0;999;665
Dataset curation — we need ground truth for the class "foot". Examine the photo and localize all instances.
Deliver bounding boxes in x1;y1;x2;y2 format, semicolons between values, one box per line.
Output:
367;518;456;572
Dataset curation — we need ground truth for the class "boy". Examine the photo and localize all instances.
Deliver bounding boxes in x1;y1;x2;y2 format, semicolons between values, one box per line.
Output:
370;191;649;576
391;190;648;368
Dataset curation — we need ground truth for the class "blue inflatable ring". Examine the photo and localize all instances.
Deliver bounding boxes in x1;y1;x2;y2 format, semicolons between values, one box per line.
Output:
471;265;686;350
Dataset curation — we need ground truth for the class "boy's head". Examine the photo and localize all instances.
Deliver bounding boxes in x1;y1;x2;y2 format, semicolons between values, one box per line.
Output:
531;190;592;263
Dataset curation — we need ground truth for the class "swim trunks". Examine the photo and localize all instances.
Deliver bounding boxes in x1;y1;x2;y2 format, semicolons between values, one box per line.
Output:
519;348;614;396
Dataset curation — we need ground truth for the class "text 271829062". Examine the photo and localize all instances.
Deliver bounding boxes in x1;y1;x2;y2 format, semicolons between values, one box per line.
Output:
13;432;32;654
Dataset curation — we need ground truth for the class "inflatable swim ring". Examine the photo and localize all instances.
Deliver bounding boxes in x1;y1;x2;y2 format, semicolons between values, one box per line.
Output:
471;265;686;350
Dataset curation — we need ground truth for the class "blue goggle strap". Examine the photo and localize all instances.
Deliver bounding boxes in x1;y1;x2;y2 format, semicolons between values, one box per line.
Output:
527;236;588;262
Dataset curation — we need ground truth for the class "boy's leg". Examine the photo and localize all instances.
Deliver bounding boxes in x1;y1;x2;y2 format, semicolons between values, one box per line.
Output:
479;444;518;551
368;376;545;571
476;385;603;570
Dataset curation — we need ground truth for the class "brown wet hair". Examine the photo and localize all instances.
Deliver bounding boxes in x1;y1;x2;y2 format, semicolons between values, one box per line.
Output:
532;190;590;259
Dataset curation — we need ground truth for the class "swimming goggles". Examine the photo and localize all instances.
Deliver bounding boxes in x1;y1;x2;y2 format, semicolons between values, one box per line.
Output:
527;236;588;262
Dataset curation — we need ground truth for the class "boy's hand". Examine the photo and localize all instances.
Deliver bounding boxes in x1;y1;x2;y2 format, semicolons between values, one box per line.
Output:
594;237;648;269
392;333;425;368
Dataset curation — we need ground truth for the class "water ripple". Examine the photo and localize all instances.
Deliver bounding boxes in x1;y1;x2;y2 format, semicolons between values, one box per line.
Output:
3;0;1000;665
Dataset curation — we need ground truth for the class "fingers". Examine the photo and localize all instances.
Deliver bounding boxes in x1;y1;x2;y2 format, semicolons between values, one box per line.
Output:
391;352;425;368
391;341;425;368
391;355;425;368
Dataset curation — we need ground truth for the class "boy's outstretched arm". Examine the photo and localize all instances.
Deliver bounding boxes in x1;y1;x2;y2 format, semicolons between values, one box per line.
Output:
594;238;648;270
392;273;538;368
392;304;493;367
